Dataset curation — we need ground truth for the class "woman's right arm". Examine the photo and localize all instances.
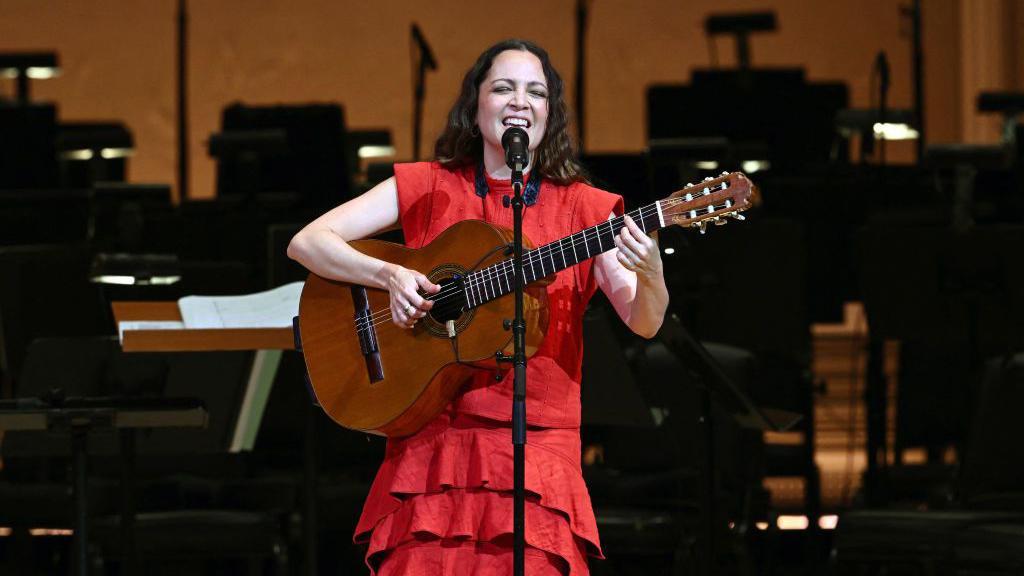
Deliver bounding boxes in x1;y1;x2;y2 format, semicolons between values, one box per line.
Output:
287;176;439;327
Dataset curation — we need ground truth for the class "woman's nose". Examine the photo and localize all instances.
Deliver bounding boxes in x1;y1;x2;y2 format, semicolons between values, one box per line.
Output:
510;88;528;108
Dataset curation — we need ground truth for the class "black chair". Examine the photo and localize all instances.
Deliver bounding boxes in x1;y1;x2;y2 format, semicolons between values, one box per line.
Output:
831;352;1024;575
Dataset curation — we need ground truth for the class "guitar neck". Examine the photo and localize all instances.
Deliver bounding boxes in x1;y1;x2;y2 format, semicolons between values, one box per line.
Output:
462;201;666;309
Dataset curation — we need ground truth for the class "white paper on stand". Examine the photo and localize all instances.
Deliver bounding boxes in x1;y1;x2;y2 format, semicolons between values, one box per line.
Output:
177;281;303;329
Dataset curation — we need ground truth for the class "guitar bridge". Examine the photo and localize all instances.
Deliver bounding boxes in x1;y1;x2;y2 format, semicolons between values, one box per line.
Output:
351;286;384;383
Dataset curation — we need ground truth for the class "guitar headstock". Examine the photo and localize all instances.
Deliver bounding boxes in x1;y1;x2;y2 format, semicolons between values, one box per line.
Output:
661;172;754;234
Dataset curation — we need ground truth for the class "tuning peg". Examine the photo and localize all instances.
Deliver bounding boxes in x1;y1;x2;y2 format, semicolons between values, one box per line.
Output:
721;171;729;176
713;217;728;226
730;213;746;221
685;182;694;188
697;221;707;234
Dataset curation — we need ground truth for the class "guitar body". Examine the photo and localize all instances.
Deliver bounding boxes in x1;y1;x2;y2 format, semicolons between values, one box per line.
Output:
298;219;550;437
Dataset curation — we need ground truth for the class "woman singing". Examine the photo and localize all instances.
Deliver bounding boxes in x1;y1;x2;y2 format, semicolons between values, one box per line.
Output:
288;38;668;576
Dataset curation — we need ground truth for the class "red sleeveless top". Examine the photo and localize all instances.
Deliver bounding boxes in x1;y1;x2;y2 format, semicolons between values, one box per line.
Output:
353;162;623;576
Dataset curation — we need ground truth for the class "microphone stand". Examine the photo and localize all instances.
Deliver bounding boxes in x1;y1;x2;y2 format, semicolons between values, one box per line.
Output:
507;156;528;576
410;23;437;160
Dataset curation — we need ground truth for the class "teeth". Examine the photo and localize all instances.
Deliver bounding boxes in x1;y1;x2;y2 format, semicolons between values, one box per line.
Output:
503;118;528;127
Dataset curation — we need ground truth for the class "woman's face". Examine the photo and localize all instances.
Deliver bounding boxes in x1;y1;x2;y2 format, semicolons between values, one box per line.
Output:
476;49;549;158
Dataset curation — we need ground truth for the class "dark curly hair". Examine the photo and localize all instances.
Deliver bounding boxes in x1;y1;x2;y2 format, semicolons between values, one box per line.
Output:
434;39;586;185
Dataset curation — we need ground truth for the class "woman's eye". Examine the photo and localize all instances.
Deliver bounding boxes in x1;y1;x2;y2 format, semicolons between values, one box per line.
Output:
494;86;511;93
530;91;548;98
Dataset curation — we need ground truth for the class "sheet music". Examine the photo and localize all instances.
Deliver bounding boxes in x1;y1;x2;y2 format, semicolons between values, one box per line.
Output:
178;281;303;329
117;321;185;343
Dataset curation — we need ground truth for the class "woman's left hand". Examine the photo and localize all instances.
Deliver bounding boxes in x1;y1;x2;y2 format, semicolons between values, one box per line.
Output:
613;214;663;280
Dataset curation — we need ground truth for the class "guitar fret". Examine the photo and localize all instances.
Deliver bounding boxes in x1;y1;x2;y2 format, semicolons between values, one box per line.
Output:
596;223;603;251
502;265;511;295
570;232;579;265
528;250;537;282
548;244;556;273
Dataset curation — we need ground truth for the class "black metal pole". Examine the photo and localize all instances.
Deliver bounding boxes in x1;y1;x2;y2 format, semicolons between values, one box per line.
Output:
72;427;89;576
510;162;527;576
574;0;589;153
410;23;436;161
15;70;29;104
910;0;925;163
176;0;189;201
414;61;426;160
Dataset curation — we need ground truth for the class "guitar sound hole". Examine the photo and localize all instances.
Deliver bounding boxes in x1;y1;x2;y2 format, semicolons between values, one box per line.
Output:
427;276;466;323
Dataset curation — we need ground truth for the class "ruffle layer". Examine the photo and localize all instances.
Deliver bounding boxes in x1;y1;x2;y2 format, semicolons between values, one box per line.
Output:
368;488;588;575
354;417;601;576
378;536;567;576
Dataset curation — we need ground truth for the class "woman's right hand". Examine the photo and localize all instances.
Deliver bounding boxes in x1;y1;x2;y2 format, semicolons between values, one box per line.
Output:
386;264;441;328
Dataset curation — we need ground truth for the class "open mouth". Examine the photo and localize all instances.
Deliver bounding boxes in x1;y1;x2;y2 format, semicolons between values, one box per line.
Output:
502;117;531;129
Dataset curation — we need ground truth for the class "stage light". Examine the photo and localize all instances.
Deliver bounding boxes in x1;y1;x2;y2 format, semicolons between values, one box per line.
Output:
29;528;73;537
0;527;11;537
89;253;181;286
741;160;770;173
60;149;94;161
26;66;60;79
818;514;839;530
664;247;676;255
358;145;397;159
777;515;810;530
836;108;918;140
694;160;719;170
755;522;769;531
100;147;134;159
872;122;919;141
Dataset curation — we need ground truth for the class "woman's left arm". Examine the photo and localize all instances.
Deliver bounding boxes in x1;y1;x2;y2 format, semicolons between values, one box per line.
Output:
594;214;669;338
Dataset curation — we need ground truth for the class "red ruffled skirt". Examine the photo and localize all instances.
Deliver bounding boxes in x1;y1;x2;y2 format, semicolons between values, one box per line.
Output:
353;409;602;575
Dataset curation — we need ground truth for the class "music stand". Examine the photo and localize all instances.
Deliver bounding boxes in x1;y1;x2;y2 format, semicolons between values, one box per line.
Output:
0;391;206;576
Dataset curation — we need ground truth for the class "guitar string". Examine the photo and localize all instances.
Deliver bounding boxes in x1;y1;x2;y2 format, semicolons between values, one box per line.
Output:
381;188;728;316
354;188;738;333
354;191;737;333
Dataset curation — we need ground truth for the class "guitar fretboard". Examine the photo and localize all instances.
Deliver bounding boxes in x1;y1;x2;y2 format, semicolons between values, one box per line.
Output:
462;201;665;309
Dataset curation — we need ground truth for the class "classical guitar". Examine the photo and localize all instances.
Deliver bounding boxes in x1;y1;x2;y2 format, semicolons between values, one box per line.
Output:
298;172;754;436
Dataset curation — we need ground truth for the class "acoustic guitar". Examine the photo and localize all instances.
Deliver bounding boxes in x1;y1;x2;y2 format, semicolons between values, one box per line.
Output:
298;171;754;436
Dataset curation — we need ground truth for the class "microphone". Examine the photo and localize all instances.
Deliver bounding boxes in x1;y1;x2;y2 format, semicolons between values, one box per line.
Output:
502;127;529;170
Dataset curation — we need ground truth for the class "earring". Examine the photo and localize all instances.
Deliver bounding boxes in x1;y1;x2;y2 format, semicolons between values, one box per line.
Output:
470;124;480;137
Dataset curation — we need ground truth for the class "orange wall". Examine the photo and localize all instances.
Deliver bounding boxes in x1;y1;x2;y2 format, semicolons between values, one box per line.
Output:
0;1;971;199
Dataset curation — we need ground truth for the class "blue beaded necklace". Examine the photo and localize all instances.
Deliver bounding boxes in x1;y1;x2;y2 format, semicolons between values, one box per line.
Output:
474;160;542;206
